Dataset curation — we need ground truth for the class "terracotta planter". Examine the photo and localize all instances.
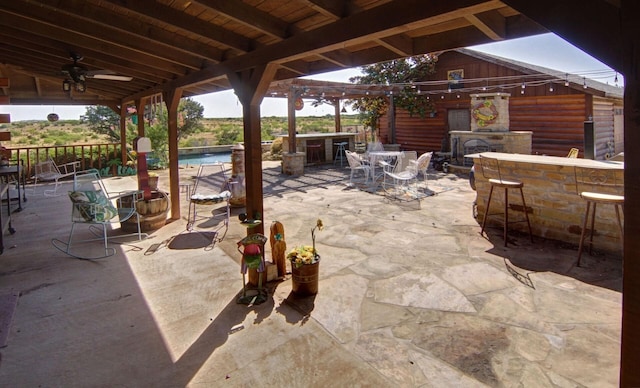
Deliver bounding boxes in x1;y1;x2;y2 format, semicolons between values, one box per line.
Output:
120;190;169;232
148;175;159;190
291;259;319;296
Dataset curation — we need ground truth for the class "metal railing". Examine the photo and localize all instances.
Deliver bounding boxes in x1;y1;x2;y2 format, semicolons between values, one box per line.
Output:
5;143;121;179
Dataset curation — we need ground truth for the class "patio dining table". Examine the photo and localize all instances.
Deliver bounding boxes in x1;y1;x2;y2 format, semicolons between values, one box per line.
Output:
368;151;404;180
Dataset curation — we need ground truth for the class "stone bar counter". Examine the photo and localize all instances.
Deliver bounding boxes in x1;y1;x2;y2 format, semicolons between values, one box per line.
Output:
470;152;624;254
280;133;357;165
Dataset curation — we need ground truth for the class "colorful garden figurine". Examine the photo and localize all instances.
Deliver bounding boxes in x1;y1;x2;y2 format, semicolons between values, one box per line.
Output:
237;233;268;305
270;221;287;278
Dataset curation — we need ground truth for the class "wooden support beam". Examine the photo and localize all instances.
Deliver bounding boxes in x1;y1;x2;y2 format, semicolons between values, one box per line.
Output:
621;0;640;385
0;114;10;124
227;63;278;236
0;96;9;104
0;78;8;87
164;88;183;221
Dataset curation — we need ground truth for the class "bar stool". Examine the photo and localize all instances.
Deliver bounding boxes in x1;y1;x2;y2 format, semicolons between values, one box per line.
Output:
574;166;624;266
479;155;533;247
334;142;348;166
306;144;322;164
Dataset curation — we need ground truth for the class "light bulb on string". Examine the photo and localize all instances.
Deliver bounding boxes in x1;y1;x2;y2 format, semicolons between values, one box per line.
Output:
564;73;569;87
549;83;554;92
583;77;587;89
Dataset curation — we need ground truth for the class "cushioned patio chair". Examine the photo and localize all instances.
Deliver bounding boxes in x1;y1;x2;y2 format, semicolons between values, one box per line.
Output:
31;157;80;196
52;169;147;259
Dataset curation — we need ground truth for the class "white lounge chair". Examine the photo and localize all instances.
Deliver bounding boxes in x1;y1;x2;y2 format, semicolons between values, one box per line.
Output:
31;157;80;196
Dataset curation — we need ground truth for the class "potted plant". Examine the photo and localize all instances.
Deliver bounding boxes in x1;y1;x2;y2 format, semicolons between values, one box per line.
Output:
287;219;323;296
148;172;159;190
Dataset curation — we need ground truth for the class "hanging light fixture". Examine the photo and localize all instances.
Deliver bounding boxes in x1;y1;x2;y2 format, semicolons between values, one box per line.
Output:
75;80;86;92
62;79;71;92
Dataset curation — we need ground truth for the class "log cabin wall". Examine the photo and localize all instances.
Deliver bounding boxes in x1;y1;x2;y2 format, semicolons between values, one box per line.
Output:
378;50;623;159
509;95;586;156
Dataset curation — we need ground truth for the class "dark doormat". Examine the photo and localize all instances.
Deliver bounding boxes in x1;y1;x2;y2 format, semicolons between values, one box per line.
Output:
0;292;19;349
168;232;217;250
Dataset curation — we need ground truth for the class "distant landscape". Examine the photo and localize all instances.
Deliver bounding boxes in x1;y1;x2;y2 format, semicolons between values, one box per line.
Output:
0;115;364;148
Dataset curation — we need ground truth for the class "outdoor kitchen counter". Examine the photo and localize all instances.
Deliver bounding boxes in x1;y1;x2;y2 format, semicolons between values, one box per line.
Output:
280;133;357;165
469;152;624;254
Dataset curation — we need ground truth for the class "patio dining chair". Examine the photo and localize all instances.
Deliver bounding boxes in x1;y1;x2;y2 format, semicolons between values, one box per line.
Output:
52;169;147;259
345;150;371;183
414;152;433;183
186;163;233;243
381;156;423;202
31;157;80;196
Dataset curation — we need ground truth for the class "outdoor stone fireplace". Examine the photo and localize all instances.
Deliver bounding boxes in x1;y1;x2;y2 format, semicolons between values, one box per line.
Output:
450;92;532;166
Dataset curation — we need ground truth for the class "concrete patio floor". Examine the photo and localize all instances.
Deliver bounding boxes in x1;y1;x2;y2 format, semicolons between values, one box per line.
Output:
0;161;622;387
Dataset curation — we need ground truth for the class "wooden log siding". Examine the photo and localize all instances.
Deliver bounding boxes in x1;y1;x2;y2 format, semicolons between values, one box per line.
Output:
508;95;587;156
379;108;447;153
593;98;617;159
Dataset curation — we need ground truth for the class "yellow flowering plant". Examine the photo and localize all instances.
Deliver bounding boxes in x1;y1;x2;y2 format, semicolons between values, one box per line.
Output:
287;219;324;268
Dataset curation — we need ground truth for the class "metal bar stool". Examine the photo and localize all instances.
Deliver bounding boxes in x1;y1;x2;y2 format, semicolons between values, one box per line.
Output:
574;166;624;266
334;142;348;166
306;143;322;164
479;155;533;247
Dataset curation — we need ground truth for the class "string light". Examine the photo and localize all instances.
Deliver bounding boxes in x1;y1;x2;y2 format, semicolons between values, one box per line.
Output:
583;77;587;89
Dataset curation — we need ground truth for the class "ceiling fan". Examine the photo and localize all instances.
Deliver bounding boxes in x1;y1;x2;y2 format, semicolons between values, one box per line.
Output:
61;52;132;90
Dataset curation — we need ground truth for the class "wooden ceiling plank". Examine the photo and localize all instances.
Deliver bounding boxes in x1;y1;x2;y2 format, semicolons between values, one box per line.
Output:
376;34;414;57
0;35;174;85
29;0;226;63
316;51;352;67
0;12;194;76
465;9;506;41
194;0;290;39
301;0;349;19
102;0;253;53
0;4;203;70
162;0;501;93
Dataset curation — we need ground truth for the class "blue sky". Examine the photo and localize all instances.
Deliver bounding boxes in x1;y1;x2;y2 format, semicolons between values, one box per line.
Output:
1;33;622;122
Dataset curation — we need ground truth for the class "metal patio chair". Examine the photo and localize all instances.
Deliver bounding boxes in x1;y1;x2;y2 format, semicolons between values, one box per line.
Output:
186;163;232;243
52;169;146;259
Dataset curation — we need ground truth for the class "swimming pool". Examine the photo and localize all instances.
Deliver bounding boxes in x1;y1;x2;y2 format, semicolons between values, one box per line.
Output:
178;152;232;166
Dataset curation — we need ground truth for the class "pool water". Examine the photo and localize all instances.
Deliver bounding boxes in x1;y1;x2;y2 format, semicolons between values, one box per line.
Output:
178;152;232;166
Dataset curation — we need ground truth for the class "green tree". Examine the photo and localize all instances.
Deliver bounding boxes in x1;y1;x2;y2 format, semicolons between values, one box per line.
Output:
155;97;205;141
347;55;437;134
81;106;122;142
143;98;206;165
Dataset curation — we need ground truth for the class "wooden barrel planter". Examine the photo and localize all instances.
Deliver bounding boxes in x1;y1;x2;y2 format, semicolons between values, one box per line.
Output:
120;190;170;232
291;259;319;296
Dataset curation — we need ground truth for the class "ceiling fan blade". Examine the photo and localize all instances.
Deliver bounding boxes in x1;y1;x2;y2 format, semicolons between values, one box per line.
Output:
90;74;133;81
